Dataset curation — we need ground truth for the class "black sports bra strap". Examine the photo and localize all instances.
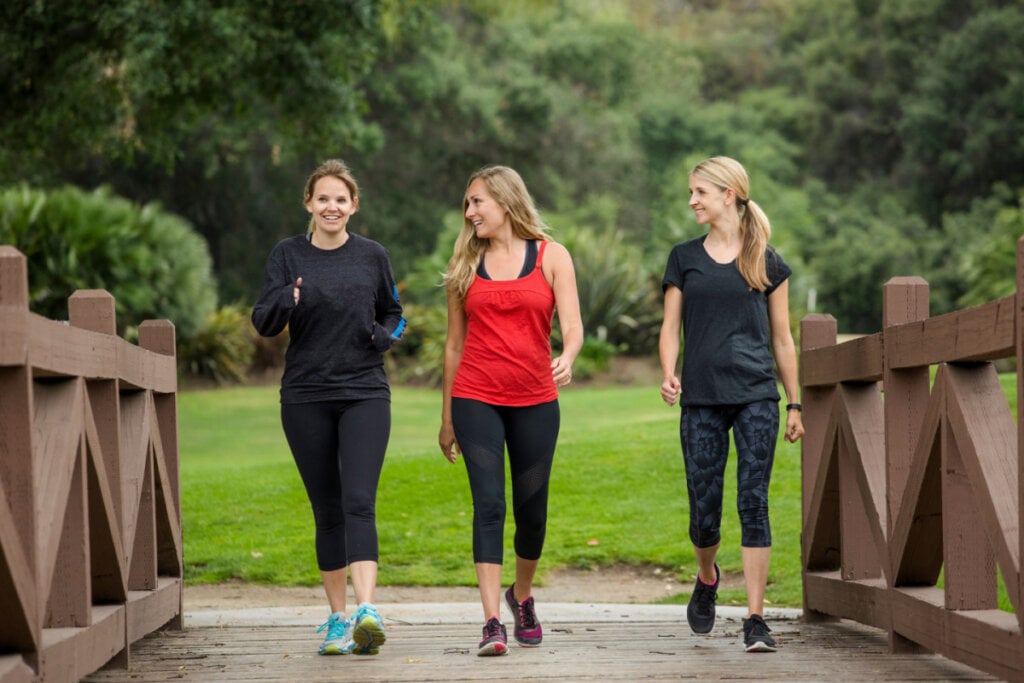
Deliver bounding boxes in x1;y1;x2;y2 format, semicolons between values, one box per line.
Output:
477;239;538;280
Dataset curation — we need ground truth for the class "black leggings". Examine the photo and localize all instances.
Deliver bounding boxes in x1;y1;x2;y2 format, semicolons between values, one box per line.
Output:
452;398;560;564
679;399;778;549
280;398;390;571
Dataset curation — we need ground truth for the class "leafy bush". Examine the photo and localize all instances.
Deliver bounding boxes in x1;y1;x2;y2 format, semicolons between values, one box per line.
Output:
389;302;447;387
0;184;217;339
250;324;290;373
572;335;621;380
552;210;662;355
950;185;1023;308
177;304;256;385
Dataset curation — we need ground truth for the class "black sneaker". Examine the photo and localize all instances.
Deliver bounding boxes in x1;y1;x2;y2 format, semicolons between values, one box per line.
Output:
477;617;509;656
742;613;777;652
686;564;719;634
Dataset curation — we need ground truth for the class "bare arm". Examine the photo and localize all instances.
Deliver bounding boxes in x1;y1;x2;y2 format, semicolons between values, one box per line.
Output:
768;279;804;443
439;287;467;462
544;241;584;387
659;285;683;406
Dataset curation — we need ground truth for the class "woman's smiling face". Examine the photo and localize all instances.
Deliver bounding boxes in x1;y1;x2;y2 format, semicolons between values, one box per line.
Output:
464;178;509;239
305;175;358;236
688;174;731;226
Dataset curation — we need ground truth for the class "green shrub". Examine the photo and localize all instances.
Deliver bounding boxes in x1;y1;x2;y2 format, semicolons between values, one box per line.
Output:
250;325;290;373
0;184;217;338
389;302;447;387
572;335;621;380
555;219;661;355
178;304;256;385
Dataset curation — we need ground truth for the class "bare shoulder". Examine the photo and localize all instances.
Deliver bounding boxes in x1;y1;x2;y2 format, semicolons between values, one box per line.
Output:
544;240;574;266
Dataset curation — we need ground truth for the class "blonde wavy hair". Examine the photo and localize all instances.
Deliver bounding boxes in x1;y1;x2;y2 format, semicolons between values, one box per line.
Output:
691;156;772;291
443;165;550;302
302;159;360;234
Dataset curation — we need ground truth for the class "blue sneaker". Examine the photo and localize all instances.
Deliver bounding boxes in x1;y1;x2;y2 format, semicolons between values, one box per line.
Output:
316;611;354;655
351;602;386;655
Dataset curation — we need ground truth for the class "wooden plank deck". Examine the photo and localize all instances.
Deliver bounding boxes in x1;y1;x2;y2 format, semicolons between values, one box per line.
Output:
82;604;996;682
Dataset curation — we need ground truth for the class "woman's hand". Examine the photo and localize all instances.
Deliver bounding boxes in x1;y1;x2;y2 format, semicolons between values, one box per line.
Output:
551;355;574;387
785;410;804;443
293;277;303;305
661;375;682;406
438;423;460;463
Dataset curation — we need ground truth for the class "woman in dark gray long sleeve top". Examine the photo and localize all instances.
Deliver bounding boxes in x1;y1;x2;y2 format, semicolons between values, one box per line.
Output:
251;159;404;657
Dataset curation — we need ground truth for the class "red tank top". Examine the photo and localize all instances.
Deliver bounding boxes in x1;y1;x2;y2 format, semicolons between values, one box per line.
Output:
452;240;557;406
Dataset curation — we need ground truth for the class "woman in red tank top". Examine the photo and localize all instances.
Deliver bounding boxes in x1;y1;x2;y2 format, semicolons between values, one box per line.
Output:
439;165;583;657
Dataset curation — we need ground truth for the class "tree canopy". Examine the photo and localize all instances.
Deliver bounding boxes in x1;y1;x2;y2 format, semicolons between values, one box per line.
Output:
2;0;1021;335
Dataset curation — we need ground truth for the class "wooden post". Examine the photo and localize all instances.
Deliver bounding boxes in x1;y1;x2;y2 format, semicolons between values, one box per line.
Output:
799;313;837;623
137;319;182;629
69;290;126;603
0;247;39;669
882;277;930;541
0;248;33;556
137;321;178;519
882;277;930;654
68;289;116;336
800;314;837;524
0;245;28;308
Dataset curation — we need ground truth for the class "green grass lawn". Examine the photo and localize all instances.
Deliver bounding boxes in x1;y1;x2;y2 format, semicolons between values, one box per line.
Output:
180;373;1015;610
180;382;802;609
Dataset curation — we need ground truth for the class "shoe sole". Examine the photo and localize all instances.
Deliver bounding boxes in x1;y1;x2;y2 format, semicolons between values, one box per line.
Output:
512;631;542;647
353;616;386;655
318;643;351;655
477;642;509;656
745;641;777;653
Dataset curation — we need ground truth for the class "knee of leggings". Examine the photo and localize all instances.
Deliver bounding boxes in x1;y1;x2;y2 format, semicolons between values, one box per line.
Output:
513;527;546;561
474;499;506;526
690;526;721;549
311;501;345;530
513;506;546;534
738;507;771;547
343;496;377;522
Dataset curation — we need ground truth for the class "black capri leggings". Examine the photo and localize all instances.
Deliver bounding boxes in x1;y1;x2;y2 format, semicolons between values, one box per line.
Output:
280;398;390;571
679;399;778;549
452;397;560;564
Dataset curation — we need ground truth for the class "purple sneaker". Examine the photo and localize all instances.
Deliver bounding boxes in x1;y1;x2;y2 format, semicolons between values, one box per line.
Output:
477;617;508;656
504;585;543;646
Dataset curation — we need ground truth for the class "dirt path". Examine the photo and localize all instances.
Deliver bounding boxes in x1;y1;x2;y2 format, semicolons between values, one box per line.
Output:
183;564;749;611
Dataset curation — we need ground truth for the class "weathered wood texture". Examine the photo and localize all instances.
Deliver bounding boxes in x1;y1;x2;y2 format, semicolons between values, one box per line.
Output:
79;618;996;682
0;247;182;682
799;236;1024;682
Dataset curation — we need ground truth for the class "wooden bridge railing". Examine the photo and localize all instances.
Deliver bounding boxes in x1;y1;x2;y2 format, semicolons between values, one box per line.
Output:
0;246;182;683
799;236;1023;681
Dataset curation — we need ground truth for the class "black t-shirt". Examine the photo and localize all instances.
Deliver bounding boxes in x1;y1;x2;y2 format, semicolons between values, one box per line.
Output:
662;235;792;406
251;233;404;404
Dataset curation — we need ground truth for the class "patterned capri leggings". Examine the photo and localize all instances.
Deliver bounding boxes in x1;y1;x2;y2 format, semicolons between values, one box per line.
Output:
679;399;779;549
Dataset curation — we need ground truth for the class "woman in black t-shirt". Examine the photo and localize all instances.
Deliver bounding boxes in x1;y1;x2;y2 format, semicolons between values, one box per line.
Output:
658;156;803;653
